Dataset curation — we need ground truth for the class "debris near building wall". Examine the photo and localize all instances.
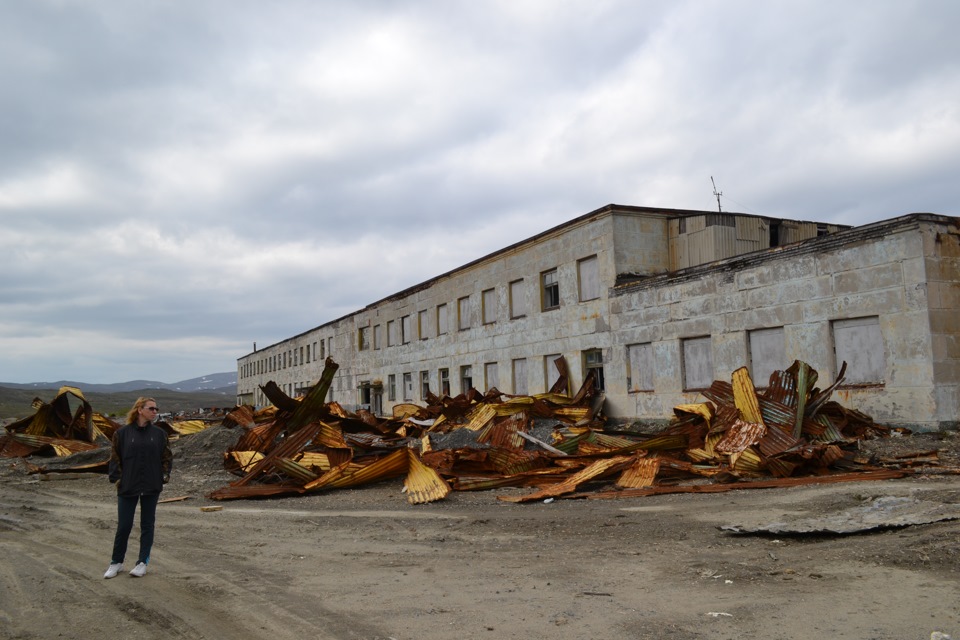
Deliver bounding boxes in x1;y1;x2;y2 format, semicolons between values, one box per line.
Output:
206;358;943;505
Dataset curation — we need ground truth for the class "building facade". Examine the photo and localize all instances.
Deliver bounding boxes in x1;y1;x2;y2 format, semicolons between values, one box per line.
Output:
236;204;960;432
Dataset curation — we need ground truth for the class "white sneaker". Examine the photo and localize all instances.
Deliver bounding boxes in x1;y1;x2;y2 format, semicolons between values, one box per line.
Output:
129;562;148;577
103;563;123;579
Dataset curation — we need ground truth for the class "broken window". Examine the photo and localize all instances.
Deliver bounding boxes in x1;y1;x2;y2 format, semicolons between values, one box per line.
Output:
420;370;430;399
748;327;786;387
541;268;560;311
682;336;714;391
544;353;563;391
627;343;655;392
578;255;600;302
358;326;370;351
833;316;886;385
401;315;411;344
402;372;413;401
438;367;450;395
583;348;605;392
320;340;325;360
512;358;528;395
484;362;498;391
418;310;430;339
299;346;304;365
437;303;448;335
387;374;396;401
460;365;473;393
458;296;470;330
509;279;526;318
373;325;381;350
482;288;497;325
305;344;310;364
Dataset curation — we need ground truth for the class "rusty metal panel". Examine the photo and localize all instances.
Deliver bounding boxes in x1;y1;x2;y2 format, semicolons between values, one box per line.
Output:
499;455;635;503
464;404;497;431
732;367;764;424
715;419;767;455
274;458;319;483
616;457;660;488
405;449;451;504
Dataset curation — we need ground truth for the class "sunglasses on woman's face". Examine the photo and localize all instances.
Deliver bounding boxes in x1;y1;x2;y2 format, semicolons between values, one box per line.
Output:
144;407;159;412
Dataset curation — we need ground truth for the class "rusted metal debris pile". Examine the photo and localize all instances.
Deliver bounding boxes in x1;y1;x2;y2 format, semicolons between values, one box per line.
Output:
0;387;118;459
0;387;229;473
207;358;919;505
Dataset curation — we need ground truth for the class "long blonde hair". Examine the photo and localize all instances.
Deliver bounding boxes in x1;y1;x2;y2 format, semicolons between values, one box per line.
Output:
126;397;157;424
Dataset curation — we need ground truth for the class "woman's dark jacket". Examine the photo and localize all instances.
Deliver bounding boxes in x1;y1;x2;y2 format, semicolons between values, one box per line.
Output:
108;422;173;497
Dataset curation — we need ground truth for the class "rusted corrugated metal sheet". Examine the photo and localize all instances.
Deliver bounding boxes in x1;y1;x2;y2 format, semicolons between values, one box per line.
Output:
499;455;635;503
405;449;451;504
1;387;99;458
193;357;935;505
616;457;660;488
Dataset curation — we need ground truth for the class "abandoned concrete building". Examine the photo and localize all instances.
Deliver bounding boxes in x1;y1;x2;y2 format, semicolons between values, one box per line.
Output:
236;204;960;432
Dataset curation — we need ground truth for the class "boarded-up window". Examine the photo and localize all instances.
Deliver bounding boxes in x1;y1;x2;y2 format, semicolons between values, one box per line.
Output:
373;325;381;350
749;327;786;387
458;296;471;330
512;358;528;395
627;343;655;392
401;315;411;344
509;279;527;318
682;337;714;390
578;255;600;301
387;320;396;347
544;353;563;391
437;304;448;335
484;362;498;391
833;317;885;384
418;310;430;339
482;288;497;324
358;327;370;351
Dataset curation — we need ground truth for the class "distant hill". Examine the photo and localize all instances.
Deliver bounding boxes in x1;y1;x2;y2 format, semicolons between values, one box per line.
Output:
0;372;237;394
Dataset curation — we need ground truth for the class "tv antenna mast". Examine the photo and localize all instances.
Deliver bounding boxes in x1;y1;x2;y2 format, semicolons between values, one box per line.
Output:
711;176;723;212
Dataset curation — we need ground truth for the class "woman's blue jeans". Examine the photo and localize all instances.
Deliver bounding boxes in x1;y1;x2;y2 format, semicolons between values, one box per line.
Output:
111;493;160;565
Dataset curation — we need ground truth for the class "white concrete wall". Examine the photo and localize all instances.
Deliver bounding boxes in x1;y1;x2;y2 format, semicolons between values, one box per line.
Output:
607;217;952;431
237;212;956;432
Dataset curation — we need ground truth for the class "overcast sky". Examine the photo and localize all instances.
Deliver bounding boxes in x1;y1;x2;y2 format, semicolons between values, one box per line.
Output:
1;0;958;384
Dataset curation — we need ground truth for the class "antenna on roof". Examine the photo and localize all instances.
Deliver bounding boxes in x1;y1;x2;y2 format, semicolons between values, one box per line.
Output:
711;176;723;213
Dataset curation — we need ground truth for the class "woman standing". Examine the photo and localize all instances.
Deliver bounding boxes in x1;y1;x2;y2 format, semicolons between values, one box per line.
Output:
104;397;172;578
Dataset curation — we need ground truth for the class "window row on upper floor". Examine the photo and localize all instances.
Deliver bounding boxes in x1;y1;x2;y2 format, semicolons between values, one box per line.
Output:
239;335;335;379
356;255;601;351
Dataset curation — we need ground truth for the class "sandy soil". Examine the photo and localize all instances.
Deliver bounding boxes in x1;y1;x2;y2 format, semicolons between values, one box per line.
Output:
1;428;959;640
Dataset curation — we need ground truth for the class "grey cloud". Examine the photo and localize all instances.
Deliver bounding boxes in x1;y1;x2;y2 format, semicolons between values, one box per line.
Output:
2;0;959;383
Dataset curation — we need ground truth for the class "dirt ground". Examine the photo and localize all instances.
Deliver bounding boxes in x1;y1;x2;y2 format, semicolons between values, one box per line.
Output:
1;427;959;640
